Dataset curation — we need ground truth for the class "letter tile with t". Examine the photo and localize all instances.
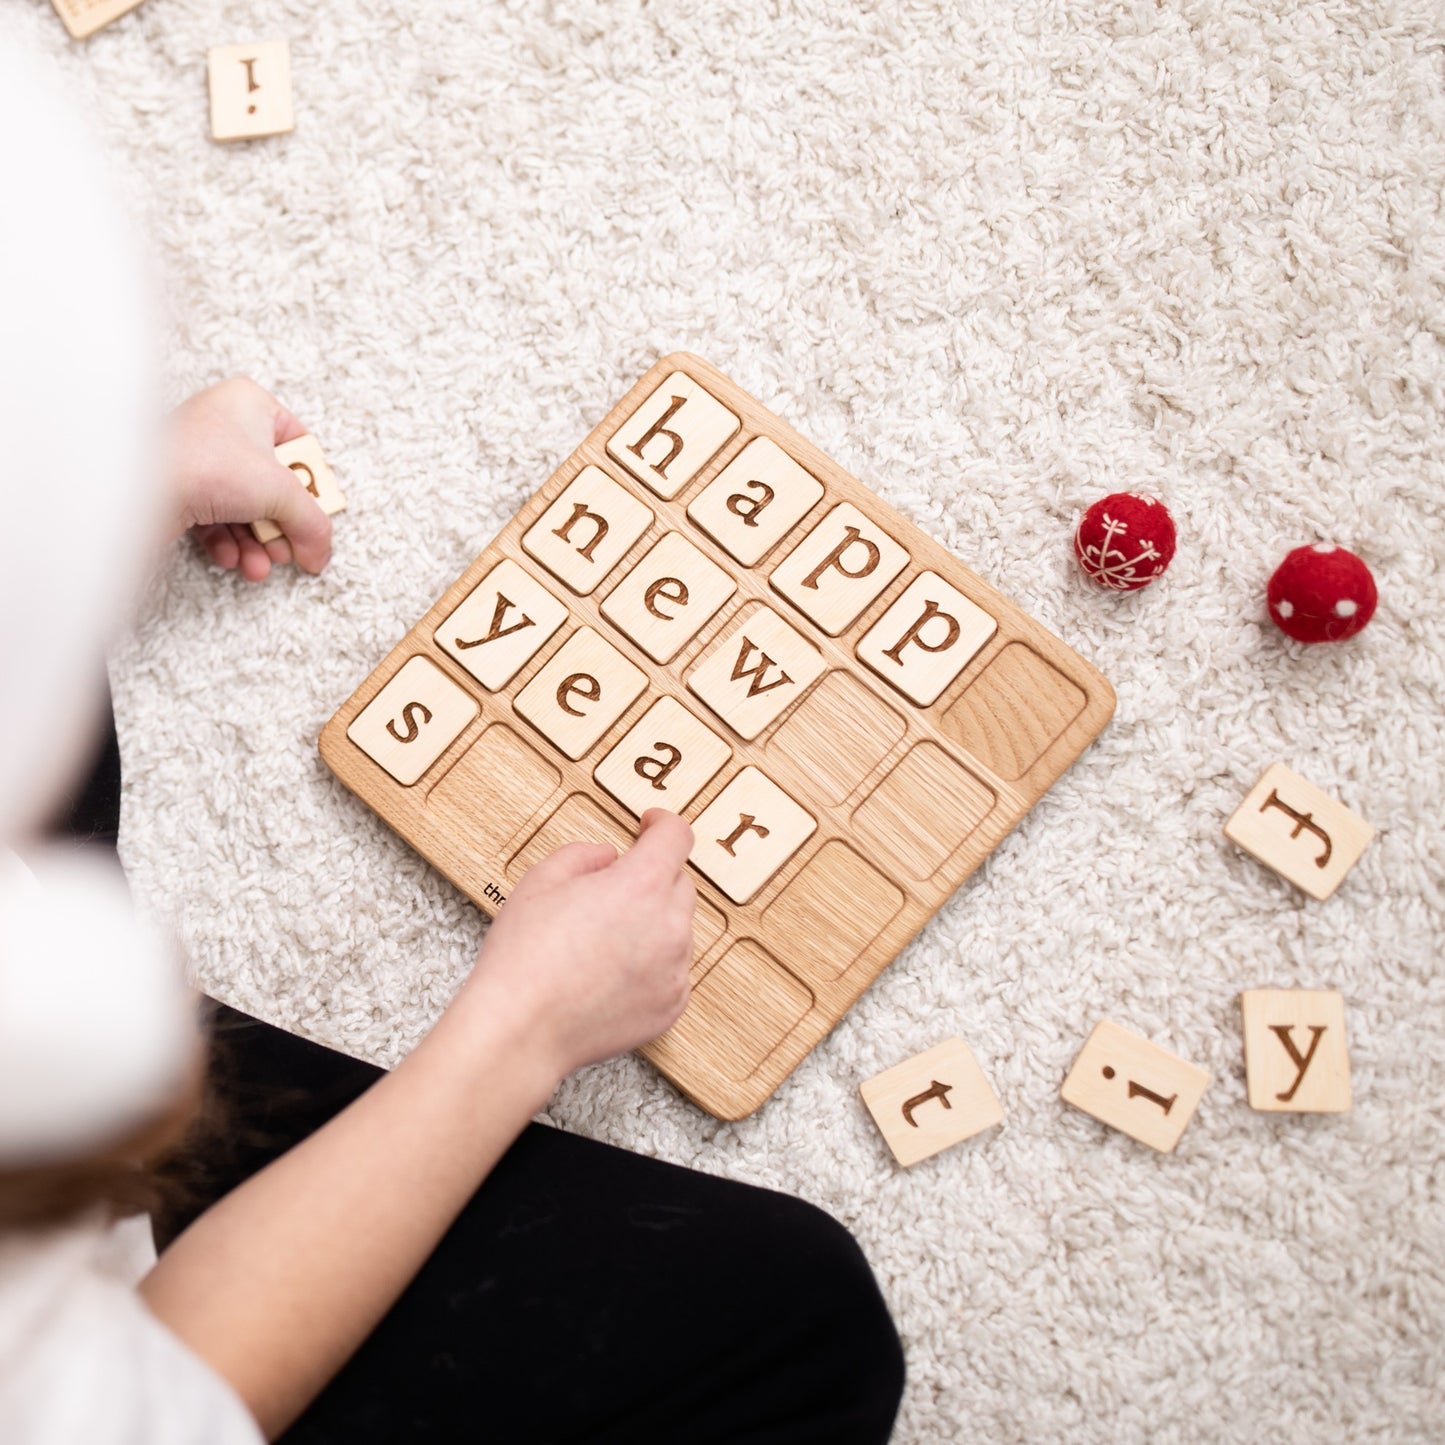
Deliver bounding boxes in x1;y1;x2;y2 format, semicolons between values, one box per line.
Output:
1241;989;1351;1112
594;696;732;816
857;571;998;706
346;656;479;786
769;502;909;635
600;532;738;663
1060;1020;1211;1153
512;627;647;759
521;466;653;595
687;604;827;740
436;559;570;690
687;436;826;565
606;372;741;499
860;1038;1003;1167
688;767;817;903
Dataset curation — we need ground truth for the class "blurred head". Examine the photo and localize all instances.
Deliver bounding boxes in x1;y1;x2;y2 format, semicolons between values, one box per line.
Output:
0;46;196;1211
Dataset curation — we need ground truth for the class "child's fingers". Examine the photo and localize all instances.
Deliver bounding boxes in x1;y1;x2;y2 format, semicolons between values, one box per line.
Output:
196;523;239;570
263;534;294;568
514;840;618;897
619;810;694;888
271;400;308;447
233;525;273;582
253;458;332;575
671;872;696;916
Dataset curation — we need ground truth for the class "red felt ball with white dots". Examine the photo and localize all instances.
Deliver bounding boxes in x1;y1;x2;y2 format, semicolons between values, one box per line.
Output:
1073;492;1177;591
1267;543;1377;643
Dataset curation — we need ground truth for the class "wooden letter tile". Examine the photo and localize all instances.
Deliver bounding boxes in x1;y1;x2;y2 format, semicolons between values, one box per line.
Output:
208;41;294;142
1060;1021;1211;1153
860;1038;1003;1167
606;372;740;499
512;627;647;760
1241;989;1351;1113
346;656;478;787
252;435;345;544
687;436;825;565
521;466;653;595
594;697;732;817
1223;763;1374;902
51;0;145;40
687;605;826;742
770;502;909;636
857;571;998;707
600;532;737;663
436;559;569;690
689;767;817;903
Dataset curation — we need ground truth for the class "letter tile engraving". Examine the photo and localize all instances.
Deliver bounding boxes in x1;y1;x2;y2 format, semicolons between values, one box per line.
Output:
857;571;998;706
1060;1021;1211;1153
687;436;826;565
50;0;147;40
436;559;570;690
1223;763;1375;901
606;373;741;499
860;1038;1003;1167
347;656;479;786
689;767;816;903
208;41;294;142
513;627;647;759
770;502;909;635
687;605;827;741
1241;989;1351;1113
252;435;346;544
594;697;732;817
600;532;738;663
521;466;653;595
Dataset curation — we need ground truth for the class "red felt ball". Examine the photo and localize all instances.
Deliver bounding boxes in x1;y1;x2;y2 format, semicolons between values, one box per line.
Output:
1073;492;1177;591
1267;544;1377;643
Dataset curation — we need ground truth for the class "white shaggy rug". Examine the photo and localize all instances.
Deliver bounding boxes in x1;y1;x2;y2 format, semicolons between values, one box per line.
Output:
13;0;1445;1438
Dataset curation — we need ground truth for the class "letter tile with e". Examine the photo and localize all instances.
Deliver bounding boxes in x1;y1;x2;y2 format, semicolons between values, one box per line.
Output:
513;627;647;759
601;532;737;663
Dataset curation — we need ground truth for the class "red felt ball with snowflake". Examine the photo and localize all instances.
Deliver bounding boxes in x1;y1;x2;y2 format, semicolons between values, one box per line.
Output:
1073;493;1177;591
1266;543;1377;643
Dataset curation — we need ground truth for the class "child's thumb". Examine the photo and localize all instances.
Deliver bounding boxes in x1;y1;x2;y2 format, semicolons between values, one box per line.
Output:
256;458;333;573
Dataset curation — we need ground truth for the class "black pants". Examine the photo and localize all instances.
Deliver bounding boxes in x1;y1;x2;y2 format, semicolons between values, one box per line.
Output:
57;695;905;1444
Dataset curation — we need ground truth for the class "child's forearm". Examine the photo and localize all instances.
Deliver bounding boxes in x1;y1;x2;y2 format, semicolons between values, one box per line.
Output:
139;982;560;1440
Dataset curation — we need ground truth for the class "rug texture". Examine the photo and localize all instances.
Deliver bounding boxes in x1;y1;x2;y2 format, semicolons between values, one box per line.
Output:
10;0;1444;1439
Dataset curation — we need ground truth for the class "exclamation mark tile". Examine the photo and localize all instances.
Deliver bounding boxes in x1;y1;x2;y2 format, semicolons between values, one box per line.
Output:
208;40;295;142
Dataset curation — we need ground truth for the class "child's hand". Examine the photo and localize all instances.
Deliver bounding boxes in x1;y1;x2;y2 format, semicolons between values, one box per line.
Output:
459;809;697;1082
168;377;333;582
